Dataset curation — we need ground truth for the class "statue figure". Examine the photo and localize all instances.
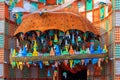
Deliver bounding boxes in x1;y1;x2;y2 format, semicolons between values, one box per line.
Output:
54;44;61;56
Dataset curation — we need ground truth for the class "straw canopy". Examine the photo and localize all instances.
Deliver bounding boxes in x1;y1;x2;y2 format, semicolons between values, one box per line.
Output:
14;12;98;36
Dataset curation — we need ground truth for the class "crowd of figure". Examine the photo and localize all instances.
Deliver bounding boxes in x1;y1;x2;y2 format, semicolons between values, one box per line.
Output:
16;29;101;55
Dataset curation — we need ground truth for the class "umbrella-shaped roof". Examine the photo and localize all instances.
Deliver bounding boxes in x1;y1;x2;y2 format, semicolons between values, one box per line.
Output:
14;12;99;35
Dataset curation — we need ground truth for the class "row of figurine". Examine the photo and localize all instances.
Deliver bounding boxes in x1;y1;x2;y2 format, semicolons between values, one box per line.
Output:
11;40;108;58
17;30;101;53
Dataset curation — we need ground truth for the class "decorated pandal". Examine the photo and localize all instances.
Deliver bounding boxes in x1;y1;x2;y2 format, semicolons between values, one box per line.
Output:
10;29;108;75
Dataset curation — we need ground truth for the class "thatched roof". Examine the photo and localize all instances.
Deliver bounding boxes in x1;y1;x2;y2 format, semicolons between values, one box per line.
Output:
14;12;99;35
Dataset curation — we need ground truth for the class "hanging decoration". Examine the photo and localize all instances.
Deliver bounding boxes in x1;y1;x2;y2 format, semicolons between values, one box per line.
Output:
63;72;67;79
47;69;51;77
11;30;108;72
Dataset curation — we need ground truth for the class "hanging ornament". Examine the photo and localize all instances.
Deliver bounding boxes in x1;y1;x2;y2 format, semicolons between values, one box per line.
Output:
38;61;43;69
63;72;67;79
55;61;58;67
27;52;33;67
54;70;58;77
84;58;89;66
16;62;19;69
19;62;23;70
47;69;51;77
11;49;17;68
70;60;73;68
92;58;98;64
11;62;16;69
81;59;84;65
98;58;101;68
